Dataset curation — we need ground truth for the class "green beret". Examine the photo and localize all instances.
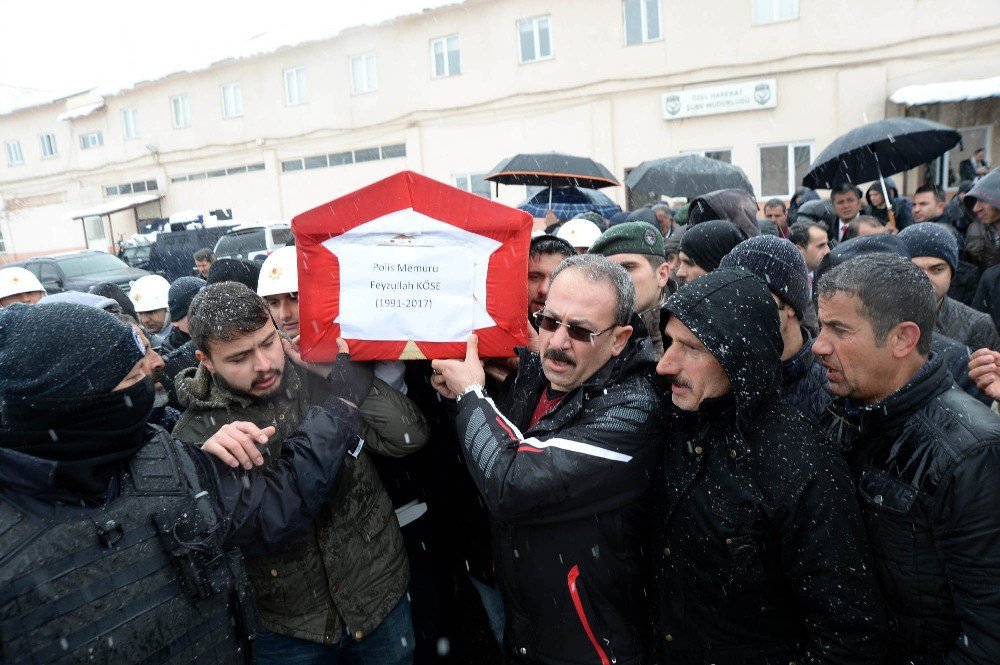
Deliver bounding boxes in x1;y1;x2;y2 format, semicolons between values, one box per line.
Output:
589;221;664;258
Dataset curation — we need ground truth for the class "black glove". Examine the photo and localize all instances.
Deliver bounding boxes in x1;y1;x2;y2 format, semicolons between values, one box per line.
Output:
324;354;374;407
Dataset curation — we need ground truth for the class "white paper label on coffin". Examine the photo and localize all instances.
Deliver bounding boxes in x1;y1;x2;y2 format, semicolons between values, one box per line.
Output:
322;208;501;342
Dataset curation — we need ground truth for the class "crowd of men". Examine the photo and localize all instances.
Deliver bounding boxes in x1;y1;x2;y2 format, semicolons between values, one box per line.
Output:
0;165;999;665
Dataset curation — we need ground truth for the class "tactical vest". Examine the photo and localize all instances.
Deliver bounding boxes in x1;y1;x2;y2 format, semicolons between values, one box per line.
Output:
0;432;256;664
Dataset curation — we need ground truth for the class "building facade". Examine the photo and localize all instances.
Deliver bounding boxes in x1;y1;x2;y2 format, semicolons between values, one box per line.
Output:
1;0;999;261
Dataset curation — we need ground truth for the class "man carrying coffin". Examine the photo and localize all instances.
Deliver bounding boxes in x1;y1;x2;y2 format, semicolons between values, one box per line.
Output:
431;253;664;665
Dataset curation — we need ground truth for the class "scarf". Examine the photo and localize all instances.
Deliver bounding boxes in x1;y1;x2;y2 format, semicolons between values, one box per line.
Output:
0;378;155;503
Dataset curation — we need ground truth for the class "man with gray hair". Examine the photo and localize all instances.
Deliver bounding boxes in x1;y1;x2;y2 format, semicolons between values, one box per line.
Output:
431;253;664;664
816;253;1000;665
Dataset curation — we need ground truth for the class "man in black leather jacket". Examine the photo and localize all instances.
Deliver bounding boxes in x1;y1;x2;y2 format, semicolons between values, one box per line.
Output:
816;253;1000;665
431;254;664;665
653;267;886;664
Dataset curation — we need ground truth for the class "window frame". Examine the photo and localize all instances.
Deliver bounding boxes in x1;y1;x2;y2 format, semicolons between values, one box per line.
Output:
171;94;191;128
430;34;461;78
350;53;378;94
284;67;308;106
517;15;553;64
38;132;58;158
0;225;6;253
220;82;243;119
453;172;493;199
5;140;24;166
80;131;104;150
680;147;734;164
121;108;139;140
623;0;662;45
758;140;812;198
752;0;799;25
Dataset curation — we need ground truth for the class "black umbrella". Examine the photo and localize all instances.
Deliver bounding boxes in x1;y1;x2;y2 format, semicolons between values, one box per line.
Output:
624;154;754;200
486;152;618;187
803;117;960;230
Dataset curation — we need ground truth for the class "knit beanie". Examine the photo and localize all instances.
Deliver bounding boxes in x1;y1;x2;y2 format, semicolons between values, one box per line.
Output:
169;276;206;321
572;211;608;230
206;258;261;290
625;207;658;227
0;302;144;399
719;235;811;317
679;219;746;272
590;221;665;258
898;223;959;275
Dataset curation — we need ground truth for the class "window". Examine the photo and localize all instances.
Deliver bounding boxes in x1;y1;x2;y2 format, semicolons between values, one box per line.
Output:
350;53;378;94
284;67;308;105
518;15;552;63
380;143;406;159
39;132;57;157
682;148;733;164
80;131;104;149
623;0;661;45
0;226;6;253
304;155;329;169
221;83;243;118
931;125;992;188
354;147;380;163
431;35;461;77
5;140;23;165
122;108;139;139
454;173;492;199
753;0;798;24
171;95;191;128
759;142;812;197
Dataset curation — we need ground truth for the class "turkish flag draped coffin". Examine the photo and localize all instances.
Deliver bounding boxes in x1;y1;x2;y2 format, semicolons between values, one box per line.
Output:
293;171;533;362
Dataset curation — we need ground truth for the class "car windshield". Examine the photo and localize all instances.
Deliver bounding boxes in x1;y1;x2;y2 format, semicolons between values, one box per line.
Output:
56;253;131;278
271;227;292;246
216;229;266;257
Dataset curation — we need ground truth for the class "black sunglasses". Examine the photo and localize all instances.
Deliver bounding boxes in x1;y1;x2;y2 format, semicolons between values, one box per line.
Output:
533;311;616;343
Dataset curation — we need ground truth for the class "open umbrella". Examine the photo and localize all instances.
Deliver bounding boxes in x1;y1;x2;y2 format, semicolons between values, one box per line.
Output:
517;187;623;221
624;154;754;200
486;152;619;210
802;117;961;229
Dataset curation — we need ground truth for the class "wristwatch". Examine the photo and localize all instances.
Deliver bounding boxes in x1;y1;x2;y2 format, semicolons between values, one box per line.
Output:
457;384;485;402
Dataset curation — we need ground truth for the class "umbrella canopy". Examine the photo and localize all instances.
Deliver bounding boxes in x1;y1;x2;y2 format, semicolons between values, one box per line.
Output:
802;117;961;189
517;187;623;221
624;154;754;200
485;152;619;189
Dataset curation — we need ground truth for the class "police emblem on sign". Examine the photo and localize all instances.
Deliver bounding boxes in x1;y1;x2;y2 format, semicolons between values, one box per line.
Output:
754;83;772;105
664;95;681;116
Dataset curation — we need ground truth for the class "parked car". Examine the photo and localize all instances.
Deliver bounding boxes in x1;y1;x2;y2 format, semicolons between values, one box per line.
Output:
8;251;151;294
117;234;156;271
213;222;292;263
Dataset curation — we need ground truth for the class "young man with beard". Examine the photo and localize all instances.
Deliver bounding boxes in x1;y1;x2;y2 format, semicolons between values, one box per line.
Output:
526;235;575;318
815;254;1000;664
172;282;429;665
653;267;886;664
430;254;663;665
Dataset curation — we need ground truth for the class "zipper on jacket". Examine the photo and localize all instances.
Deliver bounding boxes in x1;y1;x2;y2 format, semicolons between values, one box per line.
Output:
566;564;610;665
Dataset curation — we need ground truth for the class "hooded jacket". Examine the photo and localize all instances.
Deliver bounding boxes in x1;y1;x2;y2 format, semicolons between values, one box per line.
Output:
451;334;664;665
654;268;886;665
172;360;428;645
687;188;761;238
866;178;914;230
824;355;1000;665
963;169;1000;270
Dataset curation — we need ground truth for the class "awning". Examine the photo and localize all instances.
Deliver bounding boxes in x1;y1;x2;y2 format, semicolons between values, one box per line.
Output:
890;75;1000;106
56;101;106;122
71;193;162;219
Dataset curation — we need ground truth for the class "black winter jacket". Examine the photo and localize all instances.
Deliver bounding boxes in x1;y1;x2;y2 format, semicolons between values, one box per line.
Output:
654;268;887;665
824;356;1000;665
972;263;1000;331
936;295;1000;352
452;337;664;665
780;327;831;424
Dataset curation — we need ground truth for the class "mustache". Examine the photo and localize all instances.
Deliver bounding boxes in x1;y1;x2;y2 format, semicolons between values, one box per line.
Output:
544;348;576;367
252;369;281;386
667;375;691;389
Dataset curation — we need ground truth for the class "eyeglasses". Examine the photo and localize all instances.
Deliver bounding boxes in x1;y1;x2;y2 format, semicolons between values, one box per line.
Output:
533;311;616;343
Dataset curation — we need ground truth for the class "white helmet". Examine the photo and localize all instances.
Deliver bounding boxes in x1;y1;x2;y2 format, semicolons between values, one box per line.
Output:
129;275;170;312
257;246;299;298
556;218;603;250
0;267;47;301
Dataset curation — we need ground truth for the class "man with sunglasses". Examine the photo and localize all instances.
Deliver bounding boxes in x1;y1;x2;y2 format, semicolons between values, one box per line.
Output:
431;254;663;665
